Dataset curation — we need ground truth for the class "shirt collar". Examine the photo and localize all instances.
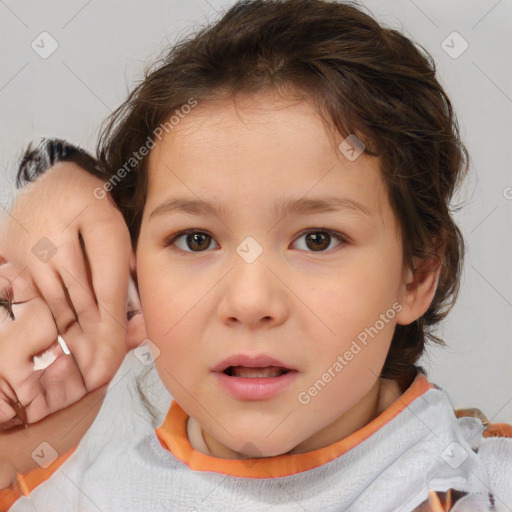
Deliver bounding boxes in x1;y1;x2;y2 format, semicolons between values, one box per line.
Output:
155;371;434;478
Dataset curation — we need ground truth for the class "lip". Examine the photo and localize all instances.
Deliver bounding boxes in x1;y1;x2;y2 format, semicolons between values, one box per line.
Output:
211;353;298;401
41;352;68;374
40;348;76;380
214;370;298;400
211;353;296;373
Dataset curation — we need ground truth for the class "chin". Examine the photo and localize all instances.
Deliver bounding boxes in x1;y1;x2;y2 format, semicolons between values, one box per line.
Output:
232;435;299;459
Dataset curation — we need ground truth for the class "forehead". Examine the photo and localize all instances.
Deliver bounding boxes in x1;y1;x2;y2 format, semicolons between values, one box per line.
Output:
145;92;388;222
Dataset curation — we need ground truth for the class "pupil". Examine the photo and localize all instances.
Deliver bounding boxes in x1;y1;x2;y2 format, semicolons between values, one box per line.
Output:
306;232;329;251
188;233;210;251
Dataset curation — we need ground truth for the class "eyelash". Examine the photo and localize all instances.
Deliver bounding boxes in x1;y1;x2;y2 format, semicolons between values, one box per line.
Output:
164;228;349;254
0;286;16;321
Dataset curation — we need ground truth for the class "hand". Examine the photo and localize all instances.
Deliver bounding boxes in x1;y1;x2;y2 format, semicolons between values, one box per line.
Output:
0;260;145;430
0;260;84;429
0;161;146;428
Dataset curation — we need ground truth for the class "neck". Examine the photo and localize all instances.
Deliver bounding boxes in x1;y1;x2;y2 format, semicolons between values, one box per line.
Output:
189;376;404;459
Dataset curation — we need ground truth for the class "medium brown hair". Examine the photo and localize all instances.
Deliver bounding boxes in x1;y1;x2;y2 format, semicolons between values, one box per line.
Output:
97;0;468;389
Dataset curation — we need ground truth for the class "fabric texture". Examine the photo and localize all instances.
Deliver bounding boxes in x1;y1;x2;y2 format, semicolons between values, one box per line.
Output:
4;350;512;512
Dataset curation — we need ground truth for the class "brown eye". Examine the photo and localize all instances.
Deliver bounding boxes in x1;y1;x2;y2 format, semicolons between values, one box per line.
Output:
167;230;219;252
293;230;347;252
305;232;330;251
186;233;212;251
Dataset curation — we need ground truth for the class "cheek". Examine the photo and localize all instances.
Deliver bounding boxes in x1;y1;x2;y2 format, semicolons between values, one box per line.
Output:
138;262;186;336
311;270;398;336
300;257;400;375
136;256;204;370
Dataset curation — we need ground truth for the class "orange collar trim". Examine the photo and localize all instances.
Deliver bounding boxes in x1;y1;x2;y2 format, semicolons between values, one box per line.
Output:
155;373;434;478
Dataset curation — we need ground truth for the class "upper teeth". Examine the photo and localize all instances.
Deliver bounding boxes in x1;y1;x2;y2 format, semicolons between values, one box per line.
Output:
229;366;287;378
32;336;71;371
33;348;58;371
57;335;71;355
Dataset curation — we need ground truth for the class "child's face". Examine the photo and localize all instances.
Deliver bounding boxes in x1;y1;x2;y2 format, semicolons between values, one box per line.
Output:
136;91;413;458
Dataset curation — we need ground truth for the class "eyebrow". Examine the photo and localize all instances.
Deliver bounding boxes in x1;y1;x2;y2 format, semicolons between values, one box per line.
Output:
149;195;372;220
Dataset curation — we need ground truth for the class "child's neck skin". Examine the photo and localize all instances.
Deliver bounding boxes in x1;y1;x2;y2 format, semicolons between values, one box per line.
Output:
193;376;402;458
136;90;439;460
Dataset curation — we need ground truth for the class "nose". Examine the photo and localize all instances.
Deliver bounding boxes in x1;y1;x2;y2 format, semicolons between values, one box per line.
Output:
217;250;289;330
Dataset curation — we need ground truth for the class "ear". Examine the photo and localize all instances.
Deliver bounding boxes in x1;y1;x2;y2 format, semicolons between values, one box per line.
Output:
395;255;443;326
126;266;147;350
126;312;148;350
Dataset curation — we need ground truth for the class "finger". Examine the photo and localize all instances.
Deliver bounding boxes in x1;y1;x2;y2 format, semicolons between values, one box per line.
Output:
79;217;130;339
72;338;125;392
29;343;88;422
5;340;86;426
0;378;24;430
55;236;100;327
29;265;79;338
0;398;18;430
53;323;125;393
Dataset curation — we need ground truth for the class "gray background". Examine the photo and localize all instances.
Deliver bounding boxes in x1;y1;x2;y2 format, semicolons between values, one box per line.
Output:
0;0;511;422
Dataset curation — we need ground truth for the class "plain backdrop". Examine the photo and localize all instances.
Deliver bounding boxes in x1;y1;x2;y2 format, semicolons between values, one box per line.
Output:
0;0;511;422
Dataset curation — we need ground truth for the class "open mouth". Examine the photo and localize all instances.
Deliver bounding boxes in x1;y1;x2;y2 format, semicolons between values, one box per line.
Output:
223;366;291;378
